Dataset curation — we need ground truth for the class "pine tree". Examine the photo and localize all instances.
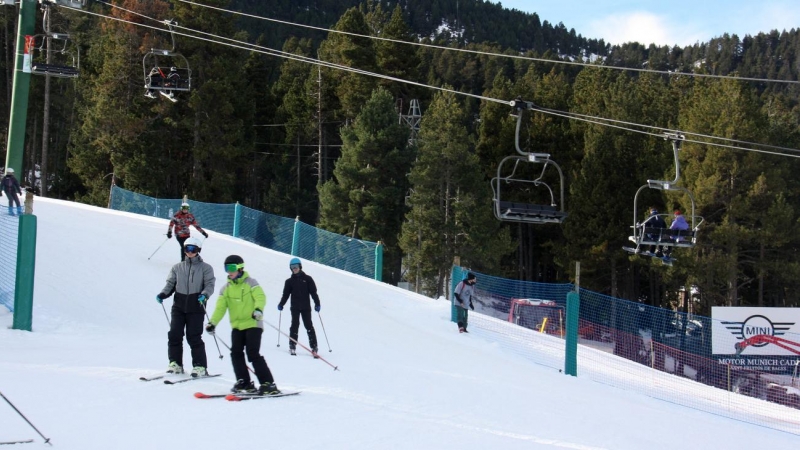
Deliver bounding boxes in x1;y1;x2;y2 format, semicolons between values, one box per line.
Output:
400;89;511;297
318;7;378;120
679;78;769;306
318;88;413;283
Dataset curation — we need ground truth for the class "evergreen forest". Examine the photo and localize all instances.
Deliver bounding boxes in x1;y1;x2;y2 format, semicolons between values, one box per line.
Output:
2;0;800;313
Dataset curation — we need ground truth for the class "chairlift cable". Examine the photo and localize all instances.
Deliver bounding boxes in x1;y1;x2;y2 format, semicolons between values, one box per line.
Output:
79;7;800;159
176;0;800;86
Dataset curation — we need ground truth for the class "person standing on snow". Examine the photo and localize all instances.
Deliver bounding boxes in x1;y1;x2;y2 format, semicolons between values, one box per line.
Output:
1;168;22;216
166;202;208;261
278;257;321;356
156;237;216;377
205;255;280;395
453;272;477;333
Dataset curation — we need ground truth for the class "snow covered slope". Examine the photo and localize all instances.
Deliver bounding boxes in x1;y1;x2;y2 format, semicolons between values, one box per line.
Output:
0;197;796;449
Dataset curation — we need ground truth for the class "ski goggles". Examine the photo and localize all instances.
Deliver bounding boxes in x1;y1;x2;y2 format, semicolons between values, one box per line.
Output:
184;245;200;253
289;263;301;270
181;205;190;211
225;263;245;272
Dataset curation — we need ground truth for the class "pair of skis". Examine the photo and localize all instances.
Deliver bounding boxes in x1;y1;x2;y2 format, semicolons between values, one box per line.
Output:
139;374;221;384
194;391;300;401
0;439;33;446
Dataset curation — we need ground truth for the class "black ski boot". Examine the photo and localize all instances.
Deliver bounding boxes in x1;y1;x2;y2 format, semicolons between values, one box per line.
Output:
258;383;281;395
231;379;256;393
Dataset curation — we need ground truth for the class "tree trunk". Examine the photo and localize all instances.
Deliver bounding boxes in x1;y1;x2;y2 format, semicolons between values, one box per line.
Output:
610;255;618;298
41;10;52;197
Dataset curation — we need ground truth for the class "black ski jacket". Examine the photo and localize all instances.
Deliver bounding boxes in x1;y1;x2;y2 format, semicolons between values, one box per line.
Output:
278;271;320;312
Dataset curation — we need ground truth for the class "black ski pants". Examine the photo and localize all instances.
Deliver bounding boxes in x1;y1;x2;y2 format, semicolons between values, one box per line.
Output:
4;190;20;208
230;327;274;385
289;309;317;350
177;235;188;261
168;310;207;369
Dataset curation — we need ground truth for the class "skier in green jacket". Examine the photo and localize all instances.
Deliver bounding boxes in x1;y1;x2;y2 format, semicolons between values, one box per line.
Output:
206;255;280;395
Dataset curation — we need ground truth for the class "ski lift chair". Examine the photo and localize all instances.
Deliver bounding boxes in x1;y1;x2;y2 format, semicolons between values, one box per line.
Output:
50;0;86;8
30;32;80;78
492;99;567;224
625;133;704;255
142;20;192;95
143;51;191;93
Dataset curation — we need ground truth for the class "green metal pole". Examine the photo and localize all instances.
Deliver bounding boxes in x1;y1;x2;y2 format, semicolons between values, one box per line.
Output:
5;0;36;174
12;214;37;331
232;202;241;238
374;241;383;281
564;291;580;376
290;216;300;256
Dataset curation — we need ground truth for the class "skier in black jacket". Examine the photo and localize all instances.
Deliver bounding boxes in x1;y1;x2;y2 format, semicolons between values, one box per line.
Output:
278;258;321;356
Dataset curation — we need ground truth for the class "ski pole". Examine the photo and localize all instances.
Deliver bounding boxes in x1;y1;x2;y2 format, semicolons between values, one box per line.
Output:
0;391;51;446
161;302;170;326
214;335;256;375
276;310;282;347
265;321;339;371
148;235;170;260
317;311;333;352
202;304;224;360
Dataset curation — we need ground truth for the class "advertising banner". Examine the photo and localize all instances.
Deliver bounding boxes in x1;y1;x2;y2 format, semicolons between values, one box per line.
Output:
712;307;800;373
23;35;34;73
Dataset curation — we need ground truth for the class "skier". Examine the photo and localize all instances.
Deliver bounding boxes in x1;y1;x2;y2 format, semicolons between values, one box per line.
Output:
144;66;163;99
166;202;208;261
1;168;22;216
278;257;321;356
453;272;477;333
640;208;667;257
664;210;690;259
155;237;216;377
205;255;280;395
161;67;180;102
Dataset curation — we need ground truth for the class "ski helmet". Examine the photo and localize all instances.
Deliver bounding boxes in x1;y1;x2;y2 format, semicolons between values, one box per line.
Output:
181;202;190;210
224;255;245;272
289;257;302;270
184;237;202;254
5;167;13;175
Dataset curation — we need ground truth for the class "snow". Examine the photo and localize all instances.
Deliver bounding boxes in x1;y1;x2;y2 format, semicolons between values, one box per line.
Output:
1;197;798;449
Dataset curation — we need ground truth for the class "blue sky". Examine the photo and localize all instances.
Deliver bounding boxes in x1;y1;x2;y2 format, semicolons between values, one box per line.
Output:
498;0;800;47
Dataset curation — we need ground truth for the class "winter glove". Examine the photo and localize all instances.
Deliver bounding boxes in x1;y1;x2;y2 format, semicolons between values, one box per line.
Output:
252;309;263;320
155;295;163;304
469;301;474;311
315;304;321;312
277;304;283;311
166;231;172;239
197;294;207;305
201;231;208;238
205;323;215;334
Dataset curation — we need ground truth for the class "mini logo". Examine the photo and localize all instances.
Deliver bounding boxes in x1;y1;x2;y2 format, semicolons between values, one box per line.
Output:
722;315;794;346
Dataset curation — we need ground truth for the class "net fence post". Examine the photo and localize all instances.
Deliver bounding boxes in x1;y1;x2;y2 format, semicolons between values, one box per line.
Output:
12;213;36;331
564;261;580;376
232;202;241;238
374;241;383;281
290;216;300;256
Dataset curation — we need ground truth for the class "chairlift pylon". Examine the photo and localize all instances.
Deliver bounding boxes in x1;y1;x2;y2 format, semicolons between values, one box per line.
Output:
491;99;567;224
143;19;191;100
624;133;704;259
